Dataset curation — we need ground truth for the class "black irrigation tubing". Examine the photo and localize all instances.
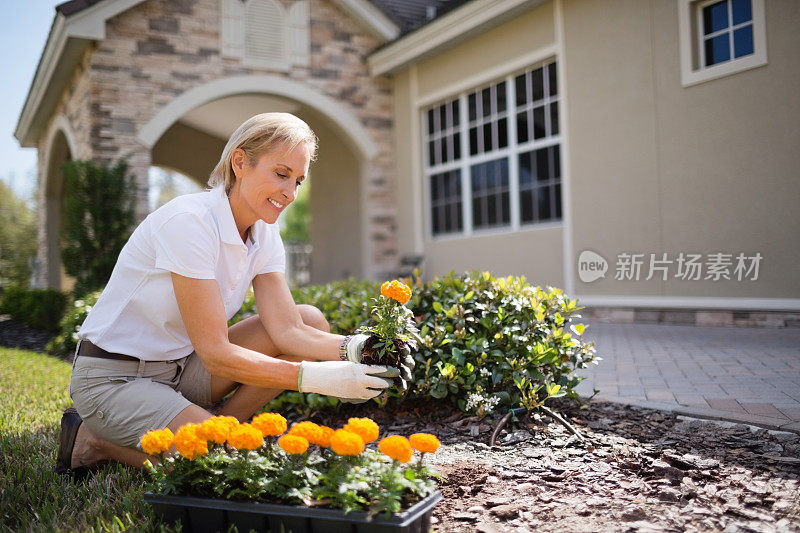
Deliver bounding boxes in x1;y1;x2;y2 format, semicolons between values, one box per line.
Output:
490;405;585;447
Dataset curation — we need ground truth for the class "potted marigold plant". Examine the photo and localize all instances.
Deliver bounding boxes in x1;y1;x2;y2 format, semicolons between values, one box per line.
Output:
356;280;420;390
141;414;441;533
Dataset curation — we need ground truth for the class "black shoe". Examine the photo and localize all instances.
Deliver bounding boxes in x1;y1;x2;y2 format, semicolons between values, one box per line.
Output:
54;408;94;481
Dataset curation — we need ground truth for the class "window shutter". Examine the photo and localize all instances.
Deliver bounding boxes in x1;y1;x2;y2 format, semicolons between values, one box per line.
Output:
220;0;245;59
244;0;288;70
288;0;310;67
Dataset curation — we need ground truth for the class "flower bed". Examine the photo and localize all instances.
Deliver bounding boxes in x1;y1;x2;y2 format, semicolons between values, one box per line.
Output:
142;414;442;529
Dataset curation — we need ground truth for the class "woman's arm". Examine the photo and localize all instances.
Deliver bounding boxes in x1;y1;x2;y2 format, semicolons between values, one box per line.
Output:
171;272;301;389
251;272;343;361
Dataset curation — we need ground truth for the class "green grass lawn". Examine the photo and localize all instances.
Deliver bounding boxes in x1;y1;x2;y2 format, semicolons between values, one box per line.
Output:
0;347;170;532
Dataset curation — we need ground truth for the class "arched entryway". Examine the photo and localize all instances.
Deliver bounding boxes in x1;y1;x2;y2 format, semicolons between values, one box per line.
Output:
40;116;78;290
139;75;375;283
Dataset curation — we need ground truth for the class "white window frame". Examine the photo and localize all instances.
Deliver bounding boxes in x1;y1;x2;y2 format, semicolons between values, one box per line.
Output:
678;0;767;88
422;61;563;241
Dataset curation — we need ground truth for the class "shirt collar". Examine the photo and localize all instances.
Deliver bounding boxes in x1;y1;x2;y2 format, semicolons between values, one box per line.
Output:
212;186;247;247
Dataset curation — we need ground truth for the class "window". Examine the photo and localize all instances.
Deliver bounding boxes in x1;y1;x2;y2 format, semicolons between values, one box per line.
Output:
423;61;562;238
700;0;754;67
678;0;767;87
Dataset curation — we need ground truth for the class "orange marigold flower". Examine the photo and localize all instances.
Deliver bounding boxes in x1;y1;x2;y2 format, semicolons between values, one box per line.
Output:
330;429;364;456
227;424;264;450
379;435;413;463
409;433;440;454
197;416;239;444
252;412;287;437
174;423;208;460
342;417;379;444
316;425;335;448
288;421;323;445
380;280;412;305
278;434;309;455
140;428;174;456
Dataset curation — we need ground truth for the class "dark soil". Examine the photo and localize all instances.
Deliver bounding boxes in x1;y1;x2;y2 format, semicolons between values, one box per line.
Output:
360;336;407;388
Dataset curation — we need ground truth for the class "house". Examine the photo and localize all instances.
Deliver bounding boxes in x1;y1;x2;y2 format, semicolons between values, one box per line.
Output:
15;0;800;323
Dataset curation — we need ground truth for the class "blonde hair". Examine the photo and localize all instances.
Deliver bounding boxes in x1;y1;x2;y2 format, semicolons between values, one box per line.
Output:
209;113;318;195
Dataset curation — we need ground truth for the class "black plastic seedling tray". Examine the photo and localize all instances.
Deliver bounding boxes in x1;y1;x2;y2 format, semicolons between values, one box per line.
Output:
144;491;442;533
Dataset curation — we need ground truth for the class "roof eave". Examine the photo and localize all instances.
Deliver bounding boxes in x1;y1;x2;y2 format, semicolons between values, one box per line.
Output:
367;0;546;76
331;0;400;41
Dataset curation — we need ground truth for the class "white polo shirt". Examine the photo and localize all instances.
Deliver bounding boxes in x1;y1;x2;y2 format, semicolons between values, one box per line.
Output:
78;186;285;361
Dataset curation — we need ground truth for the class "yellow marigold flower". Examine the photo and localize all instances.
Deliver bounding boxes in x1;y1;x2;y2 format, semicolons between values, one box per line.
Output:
227;424;264;450
379;435;413;463
174;423;208;460
197;416;239;444
330;429;364;456
380;280;412;305
278;434;309;455
288;421;323;445
316;425;335;448
409;433;440;454
140;428;174;456
252;412;287;437
342;417;379;444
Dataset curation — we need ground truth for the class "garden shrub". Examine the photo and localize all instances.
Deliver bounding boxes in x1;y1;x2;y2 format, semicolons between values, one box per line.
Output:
409;271;597;413
46;290;101;355
280;271;597;415
61;159;137;296
0;286;69;332
49;272;598;416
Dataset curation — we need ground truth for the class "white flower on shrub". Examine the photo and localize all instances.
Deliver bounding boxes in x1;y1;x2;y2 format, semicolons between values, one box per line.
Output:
479;368;491;377
465;392;500;415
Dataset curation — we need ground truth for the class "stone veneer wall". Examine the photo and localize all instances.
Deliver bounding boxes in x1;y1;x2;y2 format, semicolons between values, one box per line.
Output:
35;0;397;286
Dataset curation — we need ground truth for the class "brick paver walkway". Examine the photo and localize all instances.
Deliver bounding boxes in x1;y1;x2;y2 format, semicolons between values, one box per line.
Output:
574;322;800;433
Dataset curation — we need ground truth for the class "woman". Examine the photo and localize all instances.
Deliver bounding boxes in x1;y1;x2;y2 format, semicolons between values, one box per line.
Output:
56;113;406;477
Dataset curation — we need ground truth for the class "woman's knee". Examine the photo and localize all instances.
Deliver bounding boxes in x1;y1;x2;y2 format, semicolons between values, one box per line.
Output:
298;304;330;333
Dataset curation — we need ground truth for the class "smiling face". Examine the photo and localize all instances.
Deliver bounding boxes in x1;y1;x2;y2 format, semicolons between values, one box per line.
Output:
229;142;310;236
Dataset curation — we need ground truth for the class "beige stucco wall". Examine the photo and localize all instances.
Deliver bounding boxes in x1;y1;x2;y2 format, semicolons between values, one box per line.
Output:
416;2;555;98
393;1;564;288
563;0;800;299
308;117;362;283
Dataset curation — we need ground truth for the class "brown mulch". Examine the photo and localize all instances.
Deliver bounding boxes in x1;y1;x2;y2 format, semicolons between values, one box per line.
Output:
311;398;800;533
0;316;54;353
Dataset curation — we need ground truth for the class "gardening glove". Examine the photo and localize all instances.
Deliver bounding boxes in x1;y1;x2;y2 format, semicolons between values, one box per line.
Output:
336;361;401;404
344;334;370;362
298;360;395;400
345;334;414;381
396;344;416;390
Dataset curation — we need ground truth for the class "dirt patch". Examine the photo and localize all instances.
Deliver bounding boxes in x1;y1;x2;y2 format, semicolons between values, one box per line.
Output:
316;399;800;532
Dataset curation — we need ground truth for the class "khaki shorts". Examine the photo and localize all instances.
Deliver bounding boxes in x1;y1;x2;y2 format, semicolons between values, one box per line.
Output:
69;347;214;449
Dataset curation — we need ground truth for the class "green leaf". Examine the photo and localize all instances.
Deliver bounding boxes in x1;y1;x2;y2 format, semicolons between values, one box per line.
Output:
432;301;444;313
430;383;448;398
